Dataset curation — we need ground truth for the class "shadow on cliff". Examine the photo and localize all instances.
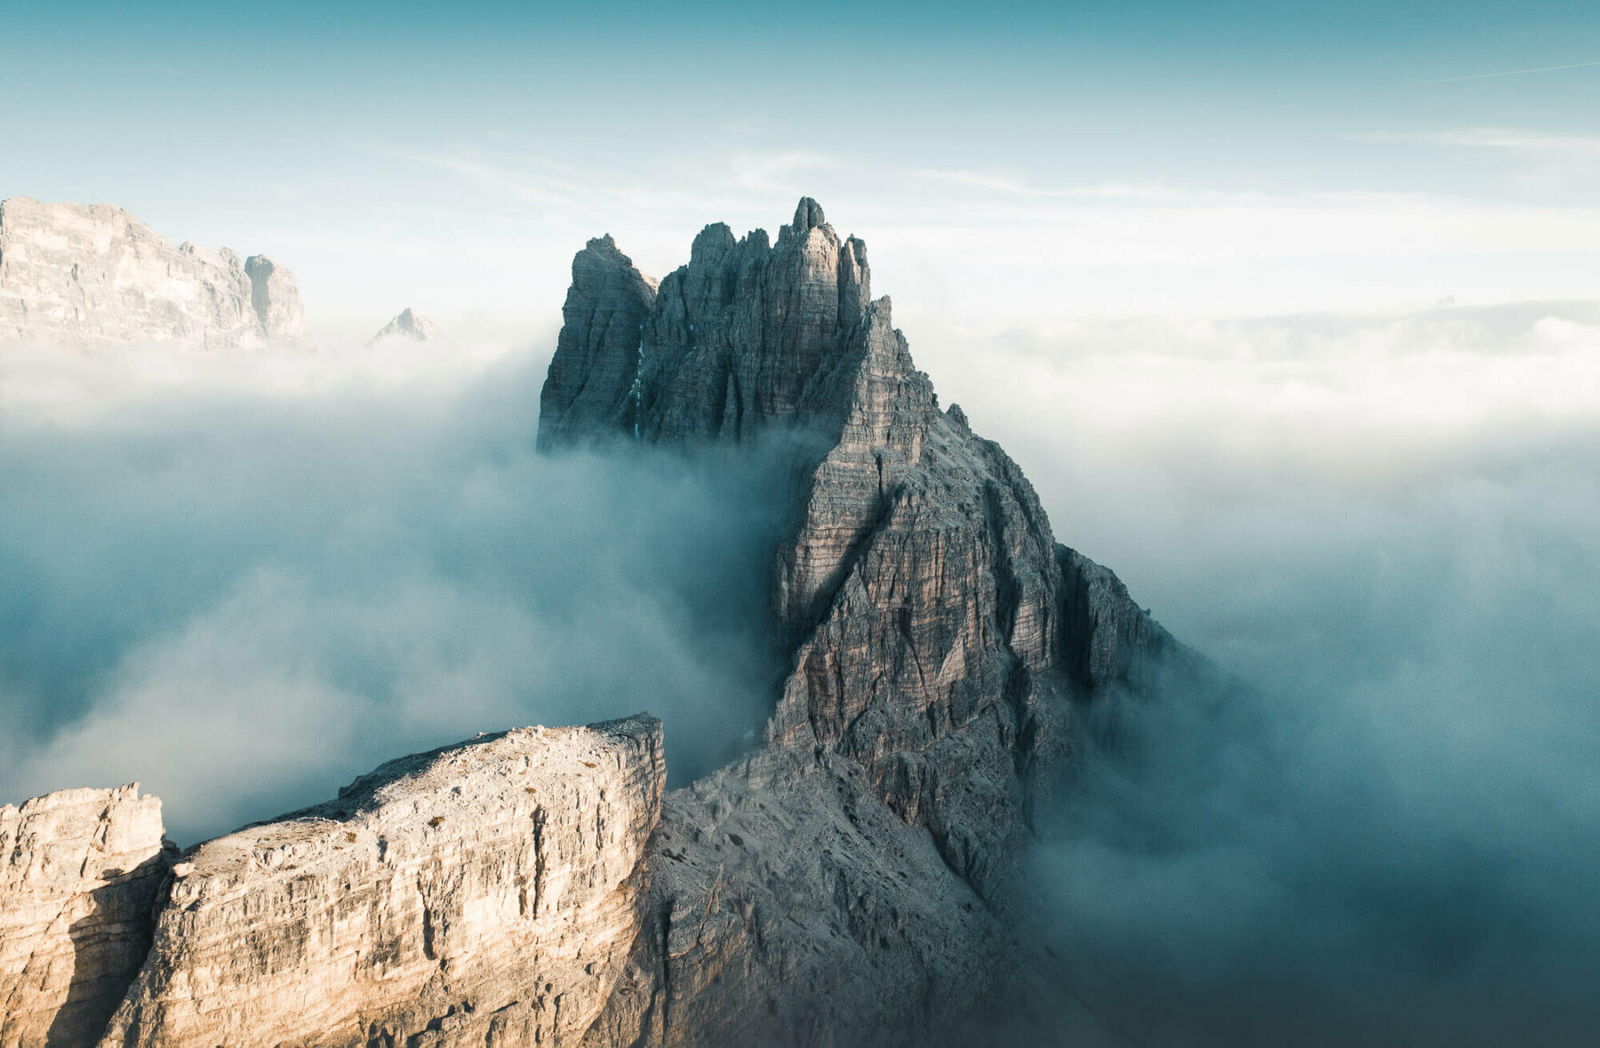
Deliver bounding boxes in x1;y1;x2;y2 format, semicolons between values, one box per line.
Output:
43;851;168;1048
0;340;798;843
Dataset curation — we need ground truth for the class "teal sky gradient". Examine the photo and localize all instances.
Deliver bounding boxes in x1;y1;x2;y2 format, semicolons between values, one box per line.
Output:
5;1;1599;338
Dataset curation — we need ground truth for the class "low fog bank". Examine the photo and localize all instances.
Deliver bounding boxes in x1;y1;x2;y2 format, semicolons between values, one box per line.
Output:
0;338;789;843
938;302;1600;1045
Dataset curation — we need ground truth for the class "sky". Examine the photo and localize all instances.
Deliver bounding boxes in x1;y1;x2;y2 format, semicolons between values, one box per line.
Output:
4;4;1600;1043
4;0;1600;344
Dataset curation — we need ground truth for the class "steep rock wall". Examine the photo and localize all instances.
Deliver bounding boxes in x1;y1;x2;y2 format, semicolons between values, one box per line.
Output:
0;786;171;1048
99;716;663;1048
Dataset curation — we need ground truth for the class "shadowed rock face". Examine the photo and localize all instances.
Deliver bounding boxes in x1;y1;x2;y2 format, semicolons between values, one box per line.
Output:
98;717;663;1048
0;197;308;349
0;786;172;1048
541;198;1196;1046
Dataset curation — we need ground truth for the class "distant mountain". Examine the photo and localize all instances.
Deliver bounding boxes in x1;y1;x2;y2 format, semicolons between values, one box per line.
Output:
0;197;307;349
367;306;442;345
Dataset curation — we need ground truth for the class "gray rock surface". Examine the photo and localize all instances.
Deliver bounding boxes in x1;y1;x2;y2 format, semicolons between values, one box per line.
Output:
0;785;171;1048
99;716;662;1048
538;235;659;450
0;197;308;349
541;197;1198;1046
368;306;443;345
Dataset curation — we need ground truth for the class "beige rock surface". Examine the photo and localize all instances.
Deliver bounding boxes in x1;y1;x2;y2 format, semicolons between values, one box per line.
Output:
0;197;307;349
99;716;663;1048
0;785;171;1048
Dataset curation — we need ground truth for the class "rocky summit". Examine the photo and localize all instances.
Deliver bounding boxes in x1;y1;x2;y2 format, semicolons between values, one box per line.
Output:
0;197;307;349
0;198;1205;1047
541;198;1207;1047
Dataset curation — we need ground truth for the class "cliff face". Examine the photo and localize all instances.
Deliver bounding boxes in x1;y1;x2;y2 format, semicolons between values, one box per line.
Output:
100;716;663;1048
540;198;1190;1045
0;198;308;349
0;786;171;1048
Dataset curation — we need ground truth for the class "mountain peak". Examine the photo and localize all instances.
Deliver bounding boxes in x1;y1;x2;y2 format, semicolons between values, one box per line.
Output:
539;198;875;448
367;306;442;345
792;195;827;231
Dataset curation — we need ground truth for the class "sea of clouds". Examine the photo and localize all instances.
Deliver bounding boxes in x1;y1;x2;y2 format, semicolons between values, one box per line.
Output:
2;299;1597;1044
0;336;788;842
918;301;1600;1046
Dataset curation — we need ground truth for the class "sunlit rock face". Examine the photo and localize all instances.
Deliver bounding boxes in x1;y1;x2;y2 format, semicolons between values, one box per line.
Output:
542;198;1196;1046
0;197;307;349
98;716;662;1048
0;785;172;1048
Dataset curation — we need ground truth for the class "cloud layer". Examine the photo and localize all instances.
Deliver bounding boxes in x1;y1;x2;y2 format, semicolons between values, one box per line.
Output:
935;302;1600;1046
0;339;789;842
2;297;1596;1045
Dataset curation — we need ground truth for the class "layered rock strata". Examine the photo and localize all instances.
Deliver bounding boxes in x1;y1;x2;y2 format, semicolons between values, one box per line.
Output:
0;197;308;349
0;786;171;1048
98;716;662;1048
541;198;1194;1045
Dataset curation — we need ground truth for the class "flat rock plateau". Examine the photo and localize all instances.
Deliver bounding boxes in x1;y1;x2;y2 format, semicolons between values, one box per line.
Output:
0;198;1211;1047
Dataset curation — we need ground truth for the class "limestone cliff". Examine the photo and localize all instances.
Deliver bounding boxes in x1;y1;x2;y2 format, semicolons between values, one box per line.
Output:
99;716;662;1048
0;197;308;349
541;198;1197;1045
0;786;171;1048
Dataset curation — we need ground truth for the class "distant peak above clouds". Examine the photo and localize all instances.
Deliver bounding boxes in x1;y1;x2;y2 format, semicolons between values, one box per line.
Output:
367;306;442;346
0;196;308;351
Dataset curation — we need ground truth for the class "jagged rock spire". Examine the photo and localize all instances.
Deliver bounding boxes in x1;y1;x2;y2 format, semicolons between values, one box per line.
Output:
538;198;876;448
541;197;1205;1048
791;195;826;230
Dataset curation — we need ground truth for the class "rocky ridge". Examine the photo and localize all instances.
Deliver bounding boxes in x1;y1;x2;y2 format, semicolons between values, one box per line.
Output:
541;198;1203;1045
101;716;663;1048
0;197;308;349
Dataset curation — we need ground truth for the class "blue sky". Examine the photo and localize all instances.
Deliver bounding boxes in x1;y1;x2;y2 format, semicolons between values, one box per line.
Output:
5;1;1600;338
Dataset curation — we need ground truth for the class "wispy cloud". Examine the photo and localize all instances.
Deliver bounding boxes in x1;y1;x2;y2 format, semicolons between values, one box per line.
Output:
907;168;1182;201
1361;128;1600;156
1418;58;1600;84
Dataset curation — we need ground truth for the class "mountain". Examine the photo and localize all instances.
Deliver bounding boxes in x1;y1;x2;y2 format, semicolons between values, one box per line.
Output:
541;198;1204;1046
0;197;307;349
0;198;1207;1047
368;306;443;345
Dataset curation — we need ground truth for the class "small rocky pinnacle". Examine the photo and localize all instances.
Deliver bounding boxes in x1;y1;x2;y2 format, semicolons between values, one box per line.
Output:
792;196;826;231
367;307;442;345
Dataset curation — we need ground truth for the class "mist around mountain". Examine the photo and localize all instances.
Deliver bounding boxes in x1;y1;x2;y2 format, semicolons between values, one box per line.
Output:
0;198;1597;1045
